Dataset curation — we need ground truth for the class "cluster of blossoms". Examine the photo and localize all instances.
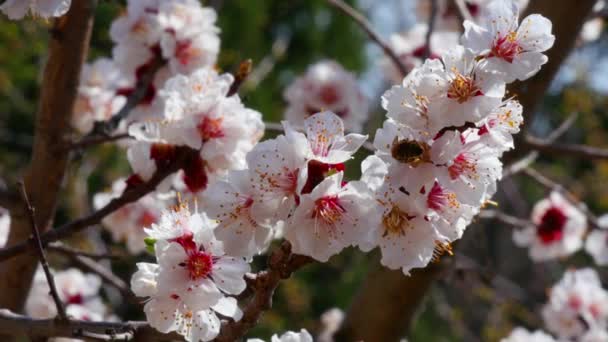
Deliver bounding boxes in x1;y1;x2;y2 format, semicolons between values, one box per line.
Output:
502;268;608;342
366;0;554;274
26;267;112;326
131;205;249;342
512;191;608;265
71;0;223;134
283;60;369;132
0;0;70;19
126;67;264;196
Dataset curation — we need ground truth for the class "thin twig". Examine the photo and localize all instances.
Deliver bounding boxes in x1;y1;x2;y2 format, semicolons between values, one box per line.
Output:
423;0;438;60
503;112;579;177
67;133;131;150
478;209;532;228
524;136;608;160
453;0;474;22
325;0;408;78
18;182;67;321
67;254;139;305
0;147;197;263
47;242;125;260
523;167;601;229
215;241;313;341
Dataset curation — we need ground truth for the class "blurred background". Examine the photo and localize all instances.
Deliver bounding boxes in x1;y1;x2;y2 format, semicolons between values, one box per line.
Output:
1;0;607;340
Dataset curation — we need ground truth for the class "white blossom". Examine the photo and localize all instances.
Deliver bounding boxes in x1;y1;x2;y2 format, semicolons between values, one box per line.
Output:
1;0;71;20
542;268;608;339
462;0;555;82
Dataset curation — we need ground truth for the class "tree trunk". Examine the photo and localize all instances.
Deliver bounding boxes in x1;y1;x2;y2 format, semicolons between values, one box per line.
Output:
0;0;96;318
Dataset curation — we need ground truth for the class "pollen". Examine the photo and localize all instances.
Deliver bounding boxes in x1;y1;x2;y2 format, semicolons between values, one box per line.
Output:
382;205;415;237
447;72;483;104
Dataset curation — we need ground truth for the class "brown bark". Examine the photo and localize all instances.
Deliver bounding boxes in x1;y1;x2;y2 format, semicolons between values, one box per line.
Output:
334;1;597;340
334;260;441;342
0;0;97;317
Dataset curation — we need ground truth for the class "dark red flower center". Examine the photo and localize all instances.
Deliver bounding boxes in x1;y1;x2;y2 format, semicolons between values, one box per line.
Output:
537;206;567;244
301;160;345;195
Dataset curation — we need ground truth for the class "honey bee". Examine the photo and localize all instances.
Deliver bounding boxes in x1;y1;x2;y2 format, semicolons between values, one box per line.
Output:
390;137;430;166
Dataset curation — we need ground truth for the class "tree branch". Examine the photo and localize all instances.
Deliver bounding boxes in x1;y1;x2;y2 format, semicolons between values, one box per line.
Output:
215;241;312;341
325;0;409;78
18;182;67;321
0;147;194;263
0;309;179;341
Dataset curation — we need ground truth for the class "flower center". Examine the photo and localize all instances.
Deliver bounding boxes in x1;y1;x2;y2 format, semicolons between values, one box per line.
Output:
448;153;477;180
137;210;158;228
489;32;522;63
427;181;459;211
175;40;202;66
301;160;345;195
382;206;415;237
186;251;213;280
319;85;340;105
537;206;567;244
390;138;430;166
197;116;224;143
312;196;346;226
447;72;483;104
66;293;84;305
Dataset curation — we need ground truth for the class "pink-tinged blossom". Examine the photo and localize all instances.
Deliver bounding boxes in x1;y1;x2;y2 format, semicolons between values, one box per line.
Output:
246;136;309;222
72;58;129;134
431;130;503;206
542;268;608;339
94;178;165;254
284;111;367;165
513;192;587;261
129;68;264;175
109;0;221;120
381;59;447;137
1;0;71;20
132;206;249;342
158;2;220;75
26;268;109;322
476;99;524;151
247;329;314;342
132;262;242;342
285;172;378;262
203;170;275;259
500;328;555;342
284;60;369;132
382;24;459;83
429;45;506;128
585;214;608;266
462;0;555;82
